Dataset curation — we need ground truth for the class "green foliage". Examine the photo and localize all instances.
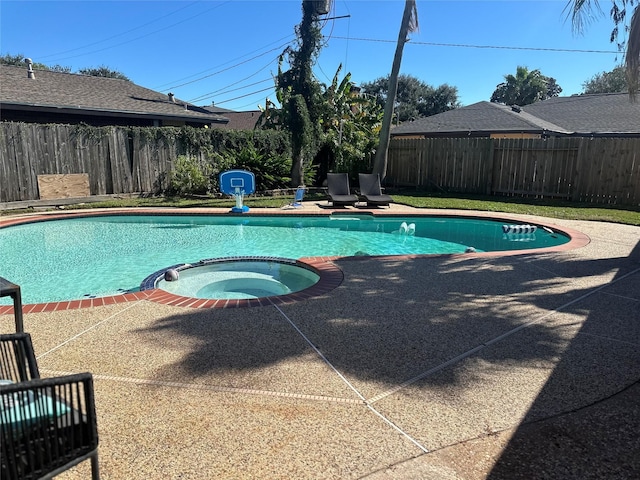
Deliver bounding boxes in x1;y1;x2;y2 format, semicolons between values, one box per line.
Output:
261;2;326;186
582;65;628;93
77;65;130;81
71;123;113;142
168;155;212;196
224;144;292;190
320;66;383;177
1;53;29;66
1;53;71;72
490;66;562;106
361;74;460;121
288;94;316;163
208;128;291;158
204;152;234;193
159;127;293;194
1;53;128;79
44;123;294;194
260;61;382;183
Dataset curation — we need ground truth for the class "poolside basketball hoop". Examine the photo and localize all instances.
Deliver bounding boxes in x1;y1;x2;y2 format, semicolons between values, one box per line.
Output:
219;170;255;213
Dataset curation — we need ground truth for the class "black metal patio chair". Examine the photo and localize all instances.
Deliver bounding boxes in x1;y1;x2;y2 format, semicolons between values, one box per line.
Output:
326;173;358;207
0;333;99;480
358;173;393;207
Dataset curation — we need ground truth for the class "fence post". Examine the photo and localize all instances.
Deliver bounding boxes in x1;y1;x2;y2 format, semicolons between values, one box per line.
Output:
485;138;494;195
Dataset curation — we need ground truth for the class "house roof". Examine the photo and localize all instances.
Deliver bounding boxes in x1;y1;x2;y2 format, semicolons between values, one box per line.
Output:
204;107;262;130
523;93;639;134
391;93;640;137
0;64;228;125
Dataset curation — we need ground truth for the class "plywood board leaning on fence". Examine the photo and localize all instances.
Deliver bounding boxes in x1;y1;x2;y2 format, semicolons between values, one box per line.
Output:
37;173;90;200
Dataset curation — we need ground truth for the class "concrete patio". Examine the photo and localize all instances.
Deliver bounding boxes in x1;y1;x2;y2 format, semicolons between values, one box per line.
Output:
1;206;639;479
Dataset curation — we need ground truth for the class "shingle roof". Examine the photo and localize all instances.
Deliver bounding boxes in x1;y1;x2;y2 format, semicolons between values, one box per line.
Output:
204;107;262;130
391;93;640;137
0;65;227;124
523;93;639;134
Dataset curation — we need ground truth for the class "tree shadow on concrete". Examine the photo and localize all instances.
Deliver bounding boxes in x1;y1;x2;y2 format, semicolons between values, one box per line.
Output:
486;240;640;479
137;241;639;405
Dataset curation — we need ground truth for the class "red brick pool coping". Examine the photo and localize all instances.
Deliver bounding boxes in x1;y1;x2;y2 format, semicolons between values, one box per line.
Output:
0;207;590;313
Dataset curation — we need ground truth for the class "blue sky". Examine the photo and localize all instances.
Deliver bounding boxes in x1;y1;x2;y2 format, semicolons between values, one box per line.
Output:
1;1;626;110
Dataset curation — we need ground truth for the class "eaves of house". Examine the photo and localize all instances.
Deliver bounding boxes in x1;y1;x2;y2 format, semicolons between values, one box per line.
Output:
0;64;228;127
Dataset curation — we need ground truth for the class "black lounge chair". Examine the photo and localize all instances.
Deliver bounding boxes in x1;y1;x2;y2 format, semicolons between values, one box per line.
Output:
0;333;100;480
326;173;358;207
358;173;393;207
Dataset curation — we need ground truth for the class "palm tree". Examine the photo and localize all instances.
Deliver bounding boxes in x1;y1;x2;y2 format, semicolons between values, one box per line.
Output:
490;66;561;106
372;0;419;181
566;0;639;98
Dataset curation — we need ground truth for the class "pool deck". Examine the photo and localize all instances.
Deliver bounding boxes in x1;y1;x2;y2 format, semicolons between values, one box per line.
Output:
1;202;639;479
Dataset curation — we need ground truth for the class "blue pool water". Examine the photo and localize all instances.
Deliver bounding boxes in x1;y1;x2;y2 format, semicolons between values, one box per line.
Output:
0;214;569;304
154;260;321;300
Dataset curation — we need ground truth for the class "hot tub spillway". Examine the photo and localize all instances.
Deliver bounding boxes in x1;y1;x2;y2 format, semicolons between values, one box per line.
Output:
142;258;321;300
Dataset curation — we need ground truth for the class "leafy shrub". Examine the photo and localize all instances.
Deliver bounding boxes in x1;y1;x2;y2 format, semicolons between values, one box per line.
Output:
130;126;294;194
224;144;292;190
167;155;212;195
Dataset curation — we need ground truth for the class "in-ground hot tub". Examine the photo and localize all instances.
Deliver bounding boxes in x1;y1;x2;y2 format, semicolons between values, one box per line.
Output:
142;257;321;300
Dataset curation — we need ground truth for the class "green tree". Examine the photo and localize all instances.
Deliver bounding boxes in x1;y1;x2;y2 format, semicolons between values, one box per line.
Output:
490;66;562;106
1;54;128;78
78;65;130;81
320;66;383;175
258;63;382;183
566;0;639;97
0;53;71;72
583;65;629;93
270;0;327;187
361;74;459;122
372;0;419;180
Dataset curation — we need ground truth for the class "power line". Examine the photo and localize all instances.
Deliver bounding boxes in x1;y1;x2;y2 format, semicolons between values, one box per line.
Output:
185;54;279;103
40;1;232;64
37;1;203;61
163;43;289;92
194;34;620;107
189;77;274;104
234;97;270;111
153;34;294;91
213;86;276;106
331;36;620;54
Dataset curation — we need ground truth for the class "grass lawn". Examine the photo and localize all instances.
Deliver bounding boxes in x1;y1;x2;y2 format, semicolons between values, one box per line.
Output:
2;192;639;226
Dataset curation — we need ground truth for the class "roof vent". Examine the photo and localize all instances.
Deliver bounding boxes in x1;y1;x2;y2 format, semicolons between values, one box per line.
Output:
511;105;522;113
25;58;35;79
168;92;175;103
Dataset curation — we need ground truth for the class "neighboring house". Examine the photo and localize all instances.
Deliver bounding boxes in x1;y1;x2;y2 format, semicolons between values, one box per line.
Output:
204;105;262;130
0;64;228;128
391;93;640;139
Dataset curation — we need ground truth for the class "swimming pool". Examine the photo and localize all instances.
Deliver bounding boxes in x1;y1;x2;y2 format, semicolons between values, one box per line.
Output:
0;213;571;305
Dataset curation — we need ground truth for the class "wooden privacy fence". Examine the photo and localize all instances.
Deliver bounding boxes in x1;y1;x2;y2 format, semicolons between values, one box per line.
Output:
2;123;639;206
388;137;640;205
0;123;188;203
